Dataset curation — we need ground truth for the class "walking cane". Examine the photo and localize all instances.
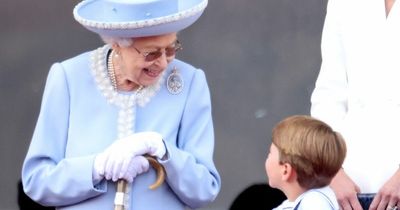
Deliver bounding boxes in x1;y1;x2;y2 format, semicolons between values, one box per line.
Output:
114;155;165;210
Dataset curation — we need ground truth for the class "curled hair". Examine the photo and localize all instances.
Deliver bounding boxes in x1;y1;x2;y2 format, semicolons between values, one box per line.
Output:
272;115;346;189
100;35;133;47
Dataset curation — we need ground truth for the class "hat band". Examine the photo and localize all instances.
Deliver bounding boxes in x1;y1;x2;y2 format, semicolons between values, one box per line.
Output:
73;0;207;30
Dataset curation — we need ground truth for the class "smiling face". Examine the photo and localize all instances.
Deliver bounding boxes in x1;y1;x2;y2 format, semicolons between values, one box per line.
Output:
112;32;178;89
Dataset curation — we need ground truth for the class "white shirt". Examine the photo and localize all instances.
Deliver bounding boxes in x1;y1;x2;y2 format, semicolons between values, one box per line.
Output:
273;186;339;210
311;0;400;193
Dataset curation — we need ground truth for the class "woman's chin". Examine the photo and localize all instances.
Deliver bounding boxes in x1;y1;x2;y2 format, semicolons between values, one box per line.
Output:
138;78;158;87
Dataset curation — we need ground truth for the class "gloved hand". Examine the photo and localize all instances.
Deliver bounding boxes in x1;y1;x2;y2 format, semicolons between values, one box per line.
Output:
92;131;166;182
120;155;150;182
93;155;149;182
107;131;165;158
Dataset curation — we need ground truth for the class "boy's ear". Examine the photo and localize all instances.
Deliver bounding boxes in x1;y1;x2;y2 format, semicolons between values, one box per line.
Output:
281;163;295;181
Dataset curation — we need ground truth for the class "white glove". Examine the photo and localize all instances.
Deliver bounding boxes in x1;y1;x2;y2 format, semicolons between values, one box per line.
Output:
92;131;166;182
122;155;149;182
113;131;166;158
93;155;149;182
114;155;150;182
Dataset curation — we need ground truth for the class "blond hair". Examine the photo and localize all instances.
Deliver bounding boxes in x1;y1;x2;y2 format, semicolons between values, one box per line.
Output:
272;115;346;189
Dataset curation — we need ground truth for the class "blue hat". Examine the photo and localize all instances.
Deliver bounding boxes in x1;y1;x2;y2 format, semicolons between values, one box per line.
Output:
73;0;208;38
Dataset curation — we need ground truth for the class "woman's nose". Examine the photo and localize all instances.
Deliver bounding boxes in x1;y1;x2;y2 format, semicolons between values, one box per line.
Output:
154;52;169;68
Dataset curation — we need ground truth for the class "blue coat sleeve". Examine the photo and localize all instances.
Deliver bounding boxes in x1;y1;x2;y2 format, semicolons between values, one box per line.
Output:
159;69;221;209
21;63;106;206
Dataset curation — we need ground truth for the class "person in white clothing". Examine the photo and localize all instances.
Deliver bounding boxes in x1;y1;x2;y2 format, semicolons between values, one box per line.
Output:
265;115;345;209
311;0;400;209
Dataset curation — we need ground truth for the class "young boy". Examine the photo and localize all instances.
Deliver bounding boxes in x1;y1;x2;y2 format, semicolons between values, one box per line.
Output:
265;115;346;209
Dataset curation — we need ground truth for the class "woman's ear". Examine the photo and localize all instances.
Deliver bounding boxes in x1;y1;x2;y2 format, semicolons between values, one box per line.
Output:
111;43;120;51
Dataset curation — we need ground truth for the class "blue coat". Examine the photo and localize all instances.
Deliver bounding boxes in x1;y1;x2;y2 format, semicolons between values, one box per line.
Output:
22;46;221;210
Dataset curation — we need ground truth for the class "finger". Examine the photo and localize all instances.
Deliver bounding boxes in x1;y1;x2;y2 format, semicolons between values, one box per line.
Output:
348;195;363;210
377;198;390;210
105;152;122;181
103;146;121;180
111;160;122;181
337;199;346;210
387;197;398;210
341;203;356;210
386;203;399;210
370;193;382;210
121;157;146;183
136;156;150;173
104;158;113;180
355;185;361;193
111;154;127;181
121;168;136;183
338;204;344;210
119;156;132;179
123;161;137;182
99;148;113;176
103;153;113;180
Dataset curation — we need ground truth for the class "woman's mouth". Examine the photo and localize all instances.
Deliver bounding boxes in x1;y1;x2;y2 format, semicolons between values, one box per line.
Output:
144;68;160;78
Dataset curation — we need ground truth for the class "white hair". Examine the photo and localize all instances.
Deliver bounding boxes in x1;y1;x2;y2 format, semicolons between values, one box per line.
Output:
100;35;133;47
100;32;180;47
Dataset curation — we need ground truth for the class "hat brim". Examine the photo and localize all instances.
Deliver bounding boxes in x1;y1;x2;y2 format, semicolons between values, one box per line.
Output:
73;0;207;38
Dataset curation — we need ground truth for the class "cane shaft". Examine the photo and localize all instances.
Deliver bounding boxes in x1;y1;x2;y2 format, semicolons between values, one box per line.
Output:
114;180;128;210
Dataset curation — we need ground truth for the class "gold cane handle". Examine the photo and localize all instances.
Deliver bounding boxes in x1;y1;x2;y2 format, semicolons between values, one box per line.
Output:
145;155;166;190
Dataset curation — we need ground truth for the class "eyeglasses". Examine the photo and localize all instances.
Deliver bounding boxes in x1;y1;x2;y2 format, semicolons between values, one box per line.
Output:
132;40;182;62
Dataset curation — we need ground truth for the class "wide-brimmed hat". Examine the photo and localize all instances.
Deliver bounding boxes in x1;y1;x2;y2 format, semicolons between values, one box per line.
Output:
73;0;208;38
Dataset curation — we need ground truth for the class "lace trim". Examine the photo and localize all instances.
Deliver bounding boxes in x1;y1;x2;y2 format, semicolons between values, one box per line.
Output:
90;45;165;138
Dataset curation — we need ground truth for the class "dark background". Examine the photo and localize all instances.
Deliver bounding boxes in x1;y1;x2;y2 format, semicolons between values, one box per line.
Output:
0;0;327;209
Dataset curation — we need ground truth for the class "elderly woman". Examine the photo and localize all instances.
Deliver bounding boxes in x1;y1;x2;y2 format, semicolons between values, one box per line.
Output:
21;0;221;210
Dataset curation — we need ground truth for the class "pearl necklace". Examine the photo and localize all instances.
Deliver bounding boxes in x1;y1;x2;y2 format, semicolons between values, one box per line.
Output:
107;50;118;90
91;45;165;138
107;50;145;93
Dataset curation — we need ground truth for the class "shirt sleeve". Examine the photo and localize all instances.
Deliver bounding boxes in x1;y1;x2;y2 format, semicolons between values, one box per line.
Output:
310;0;349;131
